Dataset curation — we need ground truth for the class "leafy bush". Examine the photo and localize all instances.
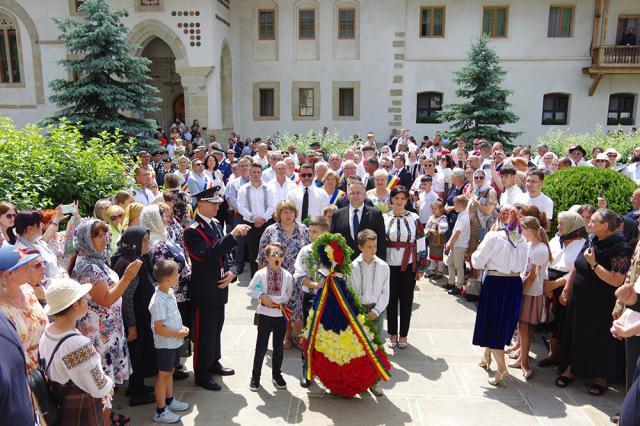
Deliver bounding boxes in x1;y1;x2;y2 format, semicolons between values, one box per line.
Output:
0;117;134;215
539;125;640;163
607;117;635;126
275;130;357;156
543;167;637;229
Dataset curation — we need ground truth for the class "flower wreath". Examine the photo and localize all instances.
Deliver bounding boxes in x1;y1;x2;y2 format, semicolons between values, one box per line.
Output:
303;233;391;397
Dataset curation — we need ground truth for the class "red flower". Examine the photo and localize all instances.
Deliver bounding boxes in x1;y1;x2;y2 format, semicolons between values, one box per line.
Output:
329;240;344;265
308;348;391;397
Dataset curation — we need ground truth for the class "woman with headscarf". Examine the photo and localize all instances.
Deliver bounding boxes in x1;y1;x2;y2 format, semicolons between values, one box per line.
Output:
538;212;587;368
141;205;192;355
111;226;158;407
557;209;631;396
465;169;498;298
71;219;140;425
104;205;125;255
472;206;529;386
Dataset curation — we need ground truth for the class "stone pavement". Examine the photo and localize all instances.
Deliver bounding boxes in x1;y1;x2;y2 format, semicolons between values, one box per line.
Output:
115;271;624;425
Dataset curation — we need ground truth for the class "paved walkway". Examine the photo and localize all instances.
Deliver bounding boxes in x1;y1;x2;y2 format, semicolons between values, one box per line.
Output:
115;272;624;425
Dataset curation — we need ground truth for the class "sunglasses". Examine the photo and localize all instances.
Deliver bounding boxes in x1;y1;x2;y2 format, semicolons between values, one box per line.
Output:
300;173;313;178
607;154;617;158
474;176;485;180
110;214;123;220
194;163;204;167
269;252;285;258
3;213;16;219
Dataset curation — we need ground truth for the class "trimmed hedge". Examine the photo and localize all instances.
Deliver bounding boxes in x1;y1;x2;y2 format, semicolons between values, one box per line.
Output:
543;167;637;229
0;117;134;215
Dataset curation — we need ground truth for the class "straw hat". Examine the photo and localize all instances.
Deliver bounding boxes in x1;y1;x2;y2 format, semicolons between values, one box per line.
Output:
594;153;612;167
44;278;92;316
604;148;620;161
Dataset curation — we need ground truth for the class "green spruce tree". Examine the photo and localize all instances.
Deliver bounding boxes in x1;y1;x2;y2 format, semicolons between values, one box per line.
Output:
41;0;159;138
438;34;521;149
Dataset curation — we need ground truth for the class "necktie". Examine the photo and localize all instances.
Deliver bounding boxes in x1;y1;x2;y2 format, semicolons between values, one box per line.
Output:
352;208;360;241
302;188;309;221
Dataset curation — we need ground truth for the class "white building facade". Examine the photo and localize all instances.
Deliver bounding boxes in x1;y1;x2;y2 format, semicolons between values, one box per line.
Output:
1;0;639;144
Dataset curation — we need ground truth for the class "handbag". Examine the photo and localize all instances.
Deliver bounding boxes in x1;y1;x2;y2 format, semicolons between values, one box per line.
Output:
30;333;78;425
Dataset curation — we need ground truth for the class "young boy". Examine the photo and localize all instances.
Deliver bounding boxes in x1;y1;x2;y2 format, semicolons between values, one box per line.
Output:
293;216;330;387
347;229;390;397
444;195;470;295
247;242;293;392
149;260;191;424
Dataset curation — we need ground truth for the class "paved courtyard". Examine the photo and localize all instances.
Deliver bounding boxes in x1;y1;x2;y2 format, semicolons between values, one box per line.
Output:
116;271;625;425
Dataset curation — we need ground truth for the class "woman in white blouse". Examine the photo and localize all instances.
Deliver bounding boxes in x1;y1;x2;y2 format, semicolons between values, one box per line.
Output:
471;205;529;386
384;186;425;349
40;278;114;425
538;211;587;368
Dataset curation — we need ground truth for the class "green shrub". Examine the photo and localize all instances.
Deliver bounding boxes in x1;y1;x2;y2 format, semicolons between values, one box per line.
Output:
0;117;134;215
539;125;640;163
275;130;357;156
543;167;637;230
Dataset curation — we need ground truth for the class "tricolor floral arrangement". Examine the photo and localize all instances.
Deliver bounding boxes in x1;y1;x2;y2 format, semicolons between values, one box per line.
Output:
303;233;391;397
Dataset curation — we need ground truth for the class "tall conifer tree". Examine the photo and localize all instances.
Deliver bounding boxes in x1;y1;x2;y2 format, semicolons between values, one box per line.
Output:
438;35;521;148
41;0;159;137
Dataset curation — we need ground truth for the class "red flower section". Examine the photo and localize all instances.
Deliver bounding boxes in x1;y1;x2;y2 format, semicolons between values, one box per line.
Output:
310;348;391;397
328;240;344;265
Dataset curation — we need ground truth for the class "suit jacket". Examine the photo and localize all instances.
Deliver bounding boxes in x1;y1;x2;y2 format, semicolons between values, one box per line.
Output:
365;176;375;191
184;214;237;309
330;204;386;261
394;167;413;189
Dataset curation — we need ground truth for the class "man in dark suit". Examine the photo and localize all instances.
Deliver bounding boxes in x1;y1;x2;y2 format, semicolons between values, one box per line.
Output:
393;153;413;189
184;186;250;391
330;180;386;261
364;157;379;191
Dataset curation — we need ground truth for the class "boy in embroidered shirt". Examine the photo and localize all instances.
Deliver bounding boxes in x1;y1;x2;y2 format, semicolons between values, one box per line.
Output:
293;216;329;388
247;242;293;392
445;195;470;295
347;229;390;397
149;260;190;424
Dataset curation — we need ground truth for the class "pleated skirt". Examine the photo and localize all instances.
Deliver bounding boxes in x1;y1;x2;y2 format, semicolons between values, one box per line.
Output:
472;275;523;350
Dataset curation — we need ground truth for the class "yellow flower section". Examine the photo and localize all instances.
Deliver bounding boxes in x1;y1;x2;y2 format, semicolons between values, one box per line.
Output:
307;310;378;366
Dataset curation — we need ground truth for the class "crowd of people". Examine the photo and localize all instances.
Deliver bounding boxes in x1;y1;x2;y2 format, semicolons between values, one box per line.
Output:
2;120;640;424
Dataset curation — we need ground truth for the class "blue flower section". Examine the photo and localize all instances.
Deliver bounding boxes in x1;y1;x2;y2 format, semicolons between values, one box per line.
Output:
317;244;331;269
312;276;358;333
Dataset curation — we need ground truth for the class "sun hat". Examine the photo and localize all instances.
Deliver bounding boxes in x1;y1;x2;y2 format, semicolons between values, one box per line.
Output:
0;245;41;272
44;277;92;316
604;148;620;160
594;153;612;166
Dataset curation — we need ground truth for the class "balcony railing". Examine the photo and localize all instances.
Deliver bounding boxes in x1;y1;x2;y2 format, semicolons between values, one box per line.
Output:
596;45;640;66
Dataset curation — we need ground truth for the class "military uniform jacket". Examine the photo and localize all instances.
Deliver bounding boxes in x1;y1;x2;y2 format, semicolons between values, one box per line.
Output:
184;214;238;309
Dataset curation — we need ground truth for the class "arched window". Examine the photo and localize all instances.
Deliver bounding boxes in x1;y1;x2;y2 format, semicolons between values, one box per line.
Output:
416;92;442;123
0;14;21;84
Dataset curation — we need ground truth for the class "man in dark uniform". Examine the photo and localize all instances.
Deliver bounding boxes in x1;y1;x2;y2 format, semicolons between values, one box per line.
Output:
184;186;250;391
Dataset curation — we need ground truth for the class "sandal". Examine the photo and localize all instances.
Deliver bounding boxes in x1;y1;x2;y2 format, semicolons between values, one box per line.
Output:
555;375;574;388
388;340;398;349
397;341;408;349
110;412;131;426
283;337;292;350
589;383;608;396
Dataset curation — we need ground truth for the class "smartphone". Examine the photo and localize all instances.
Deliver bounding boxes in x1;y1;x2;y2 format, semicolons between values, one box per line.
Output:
61;203;76;215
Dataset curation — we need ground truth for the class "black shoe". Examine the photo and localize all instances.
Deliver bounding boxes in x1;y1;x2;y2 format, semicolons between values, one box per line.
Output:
249;377;260;392
610;413;620;424
211;365;235;376
176;364;185;371
464;293;479;302
125;385;154;397
537;357;558;368
448;287;461;295
173;370;189;380
196;378;222;391
444;284;455;290
300;376;311;388
129;393;156;407
272;375;287;389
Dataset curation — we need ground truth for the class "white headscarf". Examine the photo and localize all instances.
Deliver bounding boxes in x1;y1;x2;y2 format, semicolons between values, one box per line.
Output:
140;204;167;243
472;169;491;194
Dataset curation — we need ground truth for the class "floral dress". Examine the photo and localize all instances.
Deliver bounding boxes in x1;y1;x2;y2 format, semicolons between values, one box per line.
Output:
74;262;131;385
0;285;48;372
257;223;310;321
149;239;191;303
366;189;390;213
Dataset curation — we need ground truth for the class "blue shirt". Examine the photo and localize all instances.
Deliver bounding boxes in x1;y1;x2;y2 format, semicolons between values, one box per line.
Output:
149;288;184;349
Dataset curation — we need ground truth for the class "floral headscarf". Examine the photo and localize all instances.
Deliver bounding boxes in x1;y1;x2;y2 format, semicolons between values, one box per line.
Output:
472;169;491;195
72;219;110;282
